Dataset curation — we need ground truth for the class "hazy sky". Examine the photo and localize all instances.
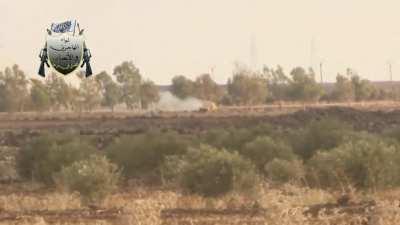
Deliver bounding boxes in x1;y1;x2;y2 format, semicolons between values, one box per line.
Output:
1;0;400;84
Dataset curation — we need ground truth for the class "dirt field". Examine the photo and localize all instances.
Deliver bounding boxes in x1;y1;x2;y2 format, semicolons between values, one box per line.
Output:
0;103;399;136
2;103;400;224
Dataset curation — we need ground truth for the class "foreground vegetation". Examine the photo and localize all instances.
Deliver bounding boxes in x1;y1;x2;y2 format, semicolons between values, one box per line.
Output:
1;114;400;224
9;117;400;201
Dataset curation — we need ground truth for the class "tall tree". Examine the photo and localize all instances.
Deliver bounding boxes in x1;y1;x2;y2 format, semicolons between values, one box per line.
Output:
350;73;376;101
227;66;268;105
171;75;195;99
77;72;102;112
140;80;160;109
331;74;354;102
263;65;290;102
0;65;29;112
30;79;51;112
45;72;74;110
194;74;223;102
113;61;142;109
95;71;121;112
288;67;323;102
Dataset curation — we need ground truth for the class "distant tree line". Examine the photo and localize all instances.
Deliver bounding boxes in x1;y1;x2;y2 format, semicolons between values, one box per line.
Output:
0;61;160;112
1;62;399;112
171;64;400;105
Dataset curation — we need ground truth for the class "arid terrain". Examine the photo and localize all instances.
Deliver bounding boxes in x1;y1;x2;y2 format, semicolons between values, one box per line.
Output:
2;104;400;225
1;102;400;132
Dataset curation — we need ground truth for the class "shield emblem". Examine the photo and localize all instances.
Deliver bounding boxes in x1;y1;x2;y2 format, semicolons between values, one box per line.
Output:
47;34;83;75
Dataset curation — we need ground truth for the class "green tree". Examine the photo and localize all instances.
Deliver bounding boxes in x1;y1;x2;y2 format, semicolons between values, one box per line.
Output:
350;73;376;101
113;61;142;109
95;71;121;112
0;65;29;112
264;65;290;102
77;74;102;112
194;74;222;102
140;80;160;109
171;75;195;99
227;66;268;105
45;72;74;110
331;74;354;102
30;79;51;112
288;67;323;102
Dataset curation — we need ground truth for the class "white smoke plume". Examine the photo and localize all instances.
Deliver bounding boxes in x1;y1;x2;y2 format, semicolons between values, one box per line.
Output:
155;91;203;112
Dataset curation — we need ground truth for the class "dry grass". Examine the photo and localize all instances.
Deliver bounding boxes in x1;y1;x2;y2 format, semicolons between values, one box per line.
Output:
0;183;400;225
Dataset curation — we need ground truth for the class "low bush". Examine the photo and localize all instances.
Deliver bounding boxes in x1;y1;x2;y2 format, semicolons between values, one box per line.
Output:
17;134;96;184
160;155;186;184
179;145;259;197
289;118;352;160
106;131;189;181
241;136;295;172
381;127;400;144
201;127;258;151
265;159;305;184
55;155;120;204
307;135;400;189
201;125;278;151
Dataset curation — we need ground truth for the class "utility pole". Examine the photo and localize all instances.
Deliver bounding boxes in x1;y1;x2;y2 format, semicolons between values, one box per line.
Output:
310;37;316;71
388;62;394;93
319;62;324;84
250;35;258;70
210;66;215;77
389;62;393;82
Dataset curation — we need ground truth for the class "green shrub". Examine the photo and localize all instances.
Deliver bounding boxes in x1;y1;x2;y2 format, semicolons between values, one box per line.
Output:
106;131;189;181
201;127;255;151
160;155;186;184
289;118;352;160
17;134;96;184
55;155;120;204
179;145;259;197
265;159;305;184
201;128;231;149
307;135;400;189
241;136;295;172
381;127;400;144
0;147;18;181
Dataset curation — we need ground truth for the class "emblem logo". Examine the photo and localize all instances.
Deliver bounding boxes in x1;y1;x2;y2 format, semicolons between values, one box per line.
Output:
47;34;83;75
37;20;93;77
